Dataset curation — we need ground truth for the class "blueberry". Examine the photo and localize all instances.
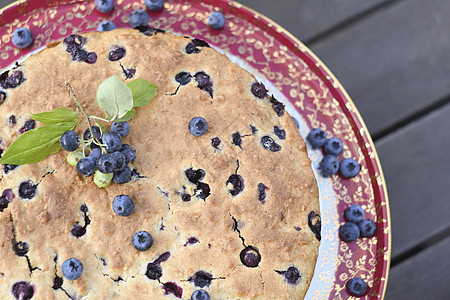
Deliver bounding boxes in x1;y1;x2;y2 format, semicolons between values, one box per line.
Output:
52;276;63;290
191;289;210;300
129;9;150;28
113;195;135;216
358;219;376;238
175;72;192;85
347;277;368;297
189;270;213;288
12;241;29;256
3;188;15;201
162;282;183;298
108;46;126;61
83;126;102;145
18;180;37;199
3;163;18;174
132;231;153;251
240;246;261;268
71;224;87;238
260;136;281;152
112;151;126;171
111;121;130;137
251;82;267;98
1;70;26;89
12;281;34;300
0;197;9;212
113;165;132;184
98;20;117;31
120;144;136;163
231;132;242;148
340;222;360;242
269;95;285;117
188;117;208;137
12;28;33;48
88;147;102;160
102;131;123;153
181;193;191;202
306;128;326;149
95;0;114;13
308;211;321;241
194;71;213;97
274;126;286;140
319;155;339;177
123;68;136;79
146;263;163;280
226;174;244;196
61;258;83;280
184;236;199;245
324;137;343;156
258;183;267;203
60;130;79;152
145;0;165;11
0;91;6;105
185;168;205;184
211;137;221;150
96;153;115;174
19;119;35;134
195;182;210;200
276;266;301;285
208;12;225;29
135;25;166;36
345;204;364;223
340;158;360;178
76;157;97;177
94;170;113;188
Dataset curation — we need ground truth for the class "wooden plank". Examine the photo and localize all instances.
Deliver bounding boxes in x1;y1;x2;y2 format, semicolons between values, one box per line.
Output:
375;103;450;258
385;236;450;299
238;0;388;42
310;0;450;136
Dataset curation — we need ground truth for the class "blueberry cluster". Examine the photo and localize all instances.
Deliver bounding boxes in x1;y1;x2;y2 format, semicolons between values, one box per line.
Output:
63;34;97;64
59;121;137;187
340;204;376;242
307;128;361;178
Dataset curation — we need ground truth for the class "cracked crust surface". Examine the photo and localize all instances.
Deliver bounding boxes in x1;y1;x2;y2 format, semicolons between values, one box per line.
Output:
0;29;320;299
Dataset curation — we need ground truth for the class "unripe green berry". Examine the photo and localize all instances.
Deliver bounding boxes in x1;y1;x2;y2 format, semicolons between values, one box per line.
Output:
67;150;84;167
94;170;113;188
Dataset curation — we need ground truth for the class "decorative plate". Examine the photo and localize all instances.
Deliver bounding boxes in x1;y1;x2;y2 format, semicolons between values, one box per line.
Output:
0;0;391;299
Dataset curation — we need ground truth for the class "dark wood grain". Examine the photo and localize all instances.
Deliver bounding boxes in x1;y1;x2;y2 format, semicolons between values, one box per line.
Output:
237;0;389;42
385;236;450;299
0;0;13;9
310;0;450;137
375;102;450;258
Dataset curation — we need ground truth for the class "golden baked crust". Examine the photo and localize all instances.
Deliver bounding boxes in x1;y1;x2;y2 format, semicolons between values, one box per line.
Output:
0;29;320;299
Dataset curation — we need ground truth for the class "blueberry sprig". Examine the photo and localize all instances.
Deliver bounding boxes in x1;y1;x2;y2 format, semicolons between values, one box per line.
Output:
0;75;156;185
61;77;157;187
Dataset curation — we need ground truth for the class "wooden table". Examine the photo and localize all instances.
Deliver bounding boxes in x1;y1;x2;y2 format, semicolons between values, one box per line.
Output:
1;0;448;299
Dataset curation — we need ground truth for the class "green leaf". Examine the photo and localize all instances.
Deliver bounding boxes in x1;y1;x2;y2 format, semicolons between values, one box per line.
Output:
0;122;75;165
114;109;135;122
95;121;106;136
96;75;133;119
30;107;78;126
126;78;157;107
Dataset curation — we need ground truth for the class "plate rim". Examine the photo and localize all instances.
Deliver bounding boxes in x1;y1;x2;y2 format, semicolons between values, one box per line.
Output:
0;0;391;298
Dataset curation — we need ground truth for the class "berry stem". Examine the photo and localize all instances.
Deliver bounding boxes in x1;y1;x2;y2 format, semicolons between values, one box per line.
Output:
90;115;112;123
65;82;101;145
